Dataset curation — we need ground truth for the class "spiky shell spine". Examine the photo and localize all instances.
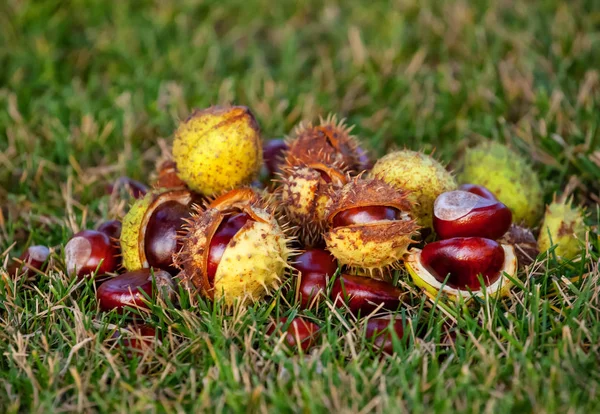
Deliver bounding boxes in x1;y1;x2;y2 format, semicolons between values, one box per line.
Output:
172;105;263;196
284;115;363;172
323;178;420;274
175;191;293;306
278;163;348;246
371;149;457;230
457;141;543;228
538;198;587;260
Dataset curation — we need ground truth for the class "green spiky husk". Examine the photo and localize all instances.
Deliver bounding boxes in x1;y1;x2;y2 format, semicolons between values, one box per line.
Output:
538;199;587;260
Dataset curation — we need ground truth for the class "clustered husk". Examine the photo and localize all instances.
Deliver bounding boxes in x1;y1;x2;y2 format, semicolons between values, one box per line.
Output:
284;115;362;172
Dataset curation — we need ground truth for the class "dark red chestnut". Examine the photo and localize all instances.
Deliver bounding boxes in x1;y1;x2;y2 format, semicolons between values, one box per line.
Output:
365;317;405;354
144;200;191;274
65;230;119;278
458;184;497;201
433;190;512;240
332;274;405;314
267;317;320;352
97;220;122;241
97;268;173;312
293;249;338;277
106;176;148;199
7;245;50;276
110;324;158;356
332;206;403;228
421;237;505;290
298;272;328;309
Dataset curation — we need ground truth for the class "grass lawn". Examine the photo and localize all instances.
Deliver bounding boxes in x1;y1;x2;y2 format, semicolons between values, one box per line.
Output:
1;0;600;412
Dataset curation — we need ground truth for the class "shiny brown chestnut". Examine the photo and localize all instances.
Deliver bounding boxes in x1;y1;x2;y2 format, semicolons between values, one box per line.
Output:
332;206;403;228
267;317;320;352
433;190;512;240
458;184;497;201
7;245;50;276
331;274;405;314
365;317;405;354
65;230;119;279
298;272;328;309
97;268;173;312
421;237;505;290
97;220;122;241
110;324;158;356
293;249;338;277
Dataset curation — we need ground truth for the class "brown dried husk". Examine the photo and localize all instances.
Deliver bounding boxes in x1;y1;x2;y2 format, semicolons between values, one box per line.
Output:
499;224;539;268
284;115;361;172
278;163;348;245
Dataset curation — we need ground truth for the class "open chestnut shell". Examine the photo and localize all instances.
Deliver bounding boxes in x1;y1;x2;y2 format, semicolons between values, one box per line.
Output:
176;188;292;305
324;178;419;273
120;189;196;275
433;190;512;240
405;237;517;300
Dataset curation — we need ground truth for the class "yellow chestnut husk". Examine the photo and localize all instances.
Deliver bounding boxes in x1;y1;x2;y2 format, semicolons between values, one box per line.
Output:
323;178;420;275
538;198;588;260
284;115;362;172
172;105;263;196
120;189;197;272
278;163;348;246
405;244;518;302
175;189;293;306
371;149;457;230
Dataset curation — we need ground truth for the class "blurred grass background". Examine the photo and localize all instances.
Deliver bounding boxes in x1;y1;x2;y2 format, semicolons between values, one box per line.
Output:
1;0;600;412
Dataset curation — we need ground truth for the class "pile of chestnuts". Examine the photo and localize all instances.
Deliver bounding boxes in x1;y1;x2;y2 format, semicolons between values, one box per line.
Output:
5;104;590;355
